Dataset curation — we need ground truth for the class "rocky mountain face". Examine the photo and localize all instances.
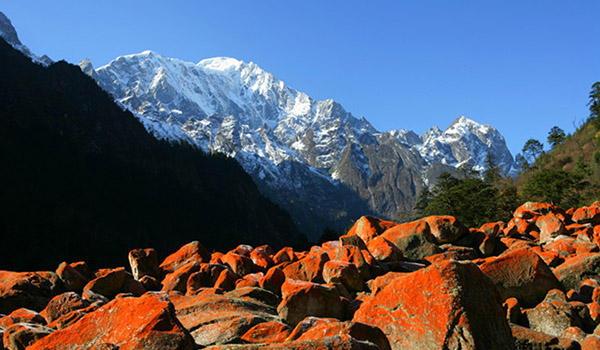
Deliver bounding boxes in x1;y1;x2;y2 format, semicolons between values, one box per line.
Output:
4;201;600;349
0;11;52;66
82;51;518;239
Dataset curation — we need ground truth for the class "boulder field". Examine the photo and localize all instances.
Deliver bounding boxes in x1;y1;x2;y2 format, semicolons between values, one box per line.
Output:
2;202;600;349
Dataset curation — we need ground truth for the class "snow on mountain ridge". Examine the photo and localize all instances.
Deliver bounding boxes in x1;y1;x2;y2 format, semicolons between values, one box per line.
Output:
84;49;517;236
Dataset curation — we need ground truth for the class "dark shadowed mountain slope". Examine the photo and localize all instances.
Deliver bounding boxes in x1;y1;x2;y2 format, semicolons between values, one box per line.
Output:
0;38;307;271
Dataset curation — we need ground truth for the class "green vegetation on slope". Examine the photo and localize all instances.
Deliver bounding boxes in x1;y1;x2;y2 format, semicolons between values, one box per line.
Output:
409;82;600;227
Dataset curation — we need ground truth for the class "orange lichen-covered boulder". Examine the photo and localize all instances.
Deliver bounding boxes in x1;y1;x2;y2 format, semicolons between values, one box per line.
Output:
514;202;563;219
29;294;195;350
240;320;291;344
379;219;440;260
479;247;562;307
82;267;128;300
289;317;391;350
0;271;63;314
161;261;200;293
278;279;345;326
203;335;381;349
40;292;88;324
422;215;467;244
221;252;254;276
536;213;568;243
510;324;580;350
283;252;329;283
3;323;54;350
353;260;515;350
56;262;89;292
159;241;211;275
322;260;363;292
169;292;278;347
128;248;160;281
553;253;600;291
346;215;398;243
572;206;600;225
365;236;403;263
259;266;286;296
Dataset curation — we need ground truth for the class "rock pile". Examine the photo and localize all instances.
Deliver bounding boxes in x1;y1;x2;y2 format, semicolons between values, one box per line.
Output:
2;201;600;349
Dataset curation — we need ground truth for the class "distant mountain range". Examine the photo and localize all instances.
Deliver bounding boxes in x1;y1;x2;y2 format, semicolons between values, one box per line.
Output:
80;51;518;238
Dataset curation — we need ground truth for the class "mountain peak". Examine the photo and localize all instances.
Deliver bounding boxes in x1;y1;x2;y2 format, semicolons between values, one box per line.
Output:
0;11;22;47
197;57;245;71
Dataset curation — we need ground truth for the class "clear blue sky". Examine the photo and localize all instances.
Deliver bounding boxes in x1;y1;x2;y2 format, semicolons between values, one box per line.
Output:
3;1;599;156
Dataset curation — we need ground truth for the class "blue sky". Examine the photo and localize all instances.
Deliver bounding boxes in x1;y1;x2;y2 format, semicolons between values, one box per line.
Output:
3;1;599;156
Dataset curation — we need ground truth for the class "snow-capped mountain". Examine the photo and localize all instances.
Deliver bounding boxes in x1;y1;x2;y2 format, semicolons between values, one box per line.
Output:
82;50;517;239
0;12;52;66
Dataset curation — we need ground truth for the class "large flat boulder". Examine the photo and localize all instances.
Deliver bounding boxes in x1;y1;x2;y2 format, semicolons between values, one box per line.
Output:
353;260;514;350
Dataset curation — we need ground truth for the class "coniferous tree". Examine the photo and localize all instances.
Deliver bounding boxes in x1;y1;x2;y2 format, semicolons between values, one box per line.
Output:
547;126;566;148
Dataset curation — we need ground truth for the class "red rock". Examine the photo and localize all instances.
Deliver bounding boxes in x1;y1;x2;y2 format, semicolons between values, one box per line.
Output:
127;248;160;280
122;278;145;297
424;246;478;264
479;222;505;237
40;292;88;324
353;260;515;350
533;248;562;267
82;267;128;299
511;324;580;350
210;252;224;264
0;271;62;314
338;233;368;250
55;262;88;292
213;269;238;292
221;252;254;276
235;273;263;289
322;260;363;292
499;237;536;253
169;292;278;346
504;217;537;237
69;261;92;280
232;244;254;257
273;247;296;265
138;275;162;291
561;326;587;342
160;241;211;275
566;223;591;235
580;337;600;350
537;213;568;243
240;320;291;344
283;252;329;283
161;261;200;293
3;323;53;350
289;317;391;350
588;302;600;323
366;272;405;295
526;300;589;337
29;294;194;350
365;236;403;262
321;242;373;281
503;297;521;324
514;202;564;218
259;266;286;295
422;215;467;244
250;248;274;271
545;238;577;257
573;206;600;225
346;216;398;243
203;335;380;349
479;247;562;307
379;219;440;260
553;253;600;291
278;279;345;326
225;287;280;308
